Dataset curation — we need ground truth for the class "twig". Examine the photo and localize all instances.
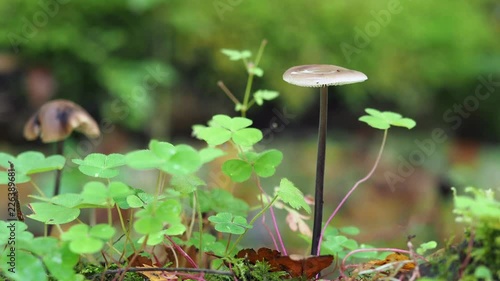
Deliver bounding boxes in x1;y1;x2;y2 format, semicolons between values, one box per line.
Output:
217;81;241;105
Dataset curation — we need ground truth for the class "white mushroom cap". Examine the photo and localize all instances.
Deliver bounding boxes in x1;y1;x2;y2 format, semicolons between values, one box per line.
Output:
24;99;100;143
283;64;368;87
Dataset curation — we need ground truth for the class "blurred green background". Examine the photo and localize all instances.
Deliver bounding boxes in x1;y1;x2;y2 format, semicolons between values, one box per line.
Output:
0;0;499;250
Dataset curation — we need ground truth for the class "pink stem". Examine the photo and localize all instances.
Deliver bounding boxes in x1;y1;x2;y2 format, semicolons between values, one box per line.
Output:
317;130;388;255
164;235;198;268
256;176;286;255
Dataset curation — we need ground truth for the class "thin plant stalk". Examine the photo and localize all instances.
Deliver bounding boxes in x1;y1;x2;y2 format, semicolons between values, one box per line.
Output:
227;195;279;255
48;140;64;236
311;85;328;256
317;129;388;255
53;140;64;196
256;176;286;255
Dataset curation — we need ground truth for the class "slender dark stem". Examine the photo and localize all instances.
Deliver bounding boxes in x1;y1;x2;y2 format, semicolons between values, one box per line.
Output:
311;85;328;256
54;140;64;196
48;140;64;236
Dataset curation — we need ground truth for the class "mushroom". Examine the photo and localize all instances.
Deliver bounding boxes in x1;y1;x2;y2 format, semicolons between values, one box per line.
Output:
24;99;100;196
283;64;367;255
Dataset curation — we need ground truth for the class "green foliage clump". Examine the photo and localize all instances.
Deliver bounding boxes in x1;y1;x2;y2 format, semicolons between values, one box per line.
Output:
422;187;500;280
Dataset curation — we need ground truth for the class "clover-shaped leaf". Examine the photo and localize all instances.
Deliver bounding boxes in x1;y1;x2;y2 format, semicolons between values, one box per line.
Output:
254;90;279;106
208;212;252;235
222;149;282;182
0;152;65;184
72;153;125;178
61;224;115;254
134;199;182;235
359;108;416;130
199;148;225;163
253;149;283;178
193;115;263;147
221;49;252;61
126;140;202;175
222;159;252;182
277;178;311;214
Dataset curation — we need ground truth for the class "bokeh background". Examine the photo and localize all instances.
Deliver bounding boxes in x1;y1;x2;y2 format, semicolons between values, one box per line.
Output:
0;0;499;252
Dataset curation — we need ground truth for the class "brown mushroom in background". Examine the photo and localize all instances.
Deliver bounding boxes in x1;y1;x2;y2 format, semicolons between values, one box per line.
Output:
24;99;100;196
283;65;367;256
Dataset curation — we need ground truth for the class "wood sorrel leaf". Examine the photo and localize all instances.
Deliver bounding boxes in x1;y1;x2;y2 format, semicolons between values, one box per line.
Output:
222;159;252;182
254;90;279;105
72;153;125;178
0;152;65;184
359;108;416;130
253;149;283;178
232;128;263;147
208;212;252;235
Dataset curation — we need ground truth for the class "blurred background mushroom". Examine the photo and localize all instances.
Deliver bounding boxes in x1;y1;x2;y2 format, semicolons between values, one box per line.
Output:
24;99;100;196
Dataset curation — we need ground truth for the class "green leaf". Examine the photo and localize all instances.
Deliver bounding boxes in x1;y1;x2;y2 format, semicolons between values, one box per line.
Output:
208;212;252;235
126;149;164;170
221;49;251;61
197;189;249;217
230;117;253;131
134;199;182;235
210;114;233;128
170;174;205;194
0;251;48;281
277;178;311;214
249;66;263;77
134;216;164;234
359;108;416;130
253;149;283;178
108;181;134;198
339;226;360;236
126;195;144;208
159;144;201;175
89;224;116;240
254;90;279;106
0;152;65;184
72;153;125;178
417;241;437;255
81;181;113;207
43;242;80;281
474;266;492;280
27;203;80;224
358;116;390;130
69;237;104;254
232;128;263;146
18;152;66;174
199;148;225;163
391;117;417;129
149;140;175;157
197;127;232;146
222;159;253;182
